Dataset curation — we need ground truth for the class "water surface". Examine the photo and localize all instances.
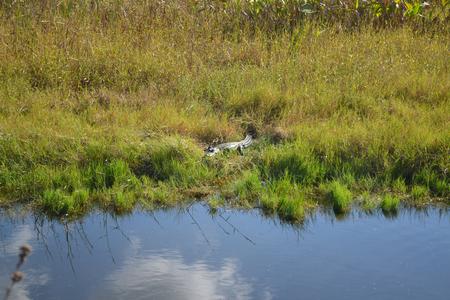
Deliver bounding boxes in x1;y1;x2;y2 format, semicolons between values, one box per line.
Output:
1;205;449;299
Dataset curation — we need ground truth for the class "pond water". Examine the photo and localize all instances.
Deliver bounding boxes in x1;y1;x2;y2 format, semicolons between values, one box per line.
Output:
1;204;449;300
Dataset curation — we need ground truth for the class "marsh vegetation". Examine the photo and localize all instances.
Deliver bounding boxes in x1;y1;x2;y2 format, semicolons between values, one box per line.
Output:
0;1;449;222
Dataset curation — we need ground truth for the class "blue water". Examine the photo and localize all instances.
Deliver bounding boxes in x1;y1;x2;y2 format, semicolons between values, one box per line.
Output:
1;205;449;299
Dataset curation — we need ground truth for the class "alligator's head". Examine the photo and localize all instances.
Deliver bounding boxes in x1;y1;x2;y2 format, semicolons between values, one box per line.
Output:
205;145;220;156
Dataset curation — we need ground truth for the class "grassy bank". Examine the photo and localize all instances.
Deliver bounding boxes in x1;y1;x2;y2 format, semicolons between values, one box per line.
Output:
0;1;449;221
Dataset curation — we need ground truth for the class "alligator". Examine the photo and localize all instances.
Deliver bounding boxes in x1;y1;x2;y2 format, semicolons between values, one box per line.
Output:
205;134;253;156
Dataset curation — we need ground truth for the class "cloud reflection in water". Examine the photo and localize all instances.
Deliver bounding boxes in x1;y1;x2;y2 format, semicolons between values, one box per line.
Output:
95;240;272;300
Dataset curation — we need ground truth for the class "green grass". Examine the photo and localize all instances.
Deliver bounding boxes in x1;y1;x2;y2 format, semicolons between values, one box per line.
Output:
327;181;353;214
380;194;400;215
112;190;135;214
232;169;263;205
0;1;449;220
360;191;378;213
207;195;225;214
392;178;407;194
413;169;449;197
260;174;307;222
261;142;324;185
41;188;89;217
411;185;429;201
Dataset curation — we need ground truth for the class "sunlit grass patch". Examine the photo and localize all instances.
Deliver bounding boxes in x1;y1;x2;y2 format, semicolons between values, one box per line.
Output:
41;188;89;217
326;181;352;214
260;174;306;222
380;194;400;215
277;196;305;222
41;189;74;216
260;174;292;213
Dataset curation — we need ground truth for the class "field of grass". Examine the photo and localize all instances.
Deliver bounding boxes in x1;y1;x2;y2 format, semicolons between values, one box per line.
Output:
0;1;449;221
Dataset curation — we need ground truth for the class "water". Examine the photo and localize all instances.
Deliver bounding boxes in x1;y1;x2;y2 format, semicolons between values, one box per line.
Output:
1;204;449;300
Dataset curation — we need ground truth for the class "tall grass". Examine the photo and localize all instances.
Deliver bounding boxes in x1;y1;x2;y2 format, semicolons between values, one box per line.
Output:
0;1;449;220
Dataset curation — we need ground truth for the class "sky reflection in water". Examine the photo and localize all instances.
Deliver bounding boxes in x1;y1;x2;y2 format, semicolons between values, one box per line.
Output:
1;205;449;300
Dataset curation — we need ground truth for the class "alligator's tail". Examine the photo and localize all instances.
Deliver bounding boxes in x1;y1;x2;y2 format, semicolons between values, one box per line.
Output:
240;134;253;148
